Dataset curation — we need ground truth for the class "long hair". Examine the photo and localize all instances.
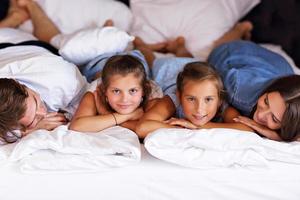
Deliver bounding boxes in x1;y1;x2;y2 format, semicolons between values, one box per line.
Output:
261;75;300;141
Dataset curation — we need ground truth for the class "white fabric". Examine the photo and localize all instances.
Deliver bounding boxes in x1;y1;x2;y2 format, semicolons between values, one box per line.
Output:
2;126;141;173
0;33;87;115
51;27;135;65
1;145;300;200
0;28;37;43
144;128;300;169
130;0;260;60
19;0;133;33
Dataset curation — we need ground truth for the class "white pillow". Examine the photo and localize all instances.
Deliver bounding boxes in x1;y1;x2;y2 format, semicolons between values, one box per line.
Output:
50;27;134;65
130;0;260;60
144;128;300;169
19;0;133;33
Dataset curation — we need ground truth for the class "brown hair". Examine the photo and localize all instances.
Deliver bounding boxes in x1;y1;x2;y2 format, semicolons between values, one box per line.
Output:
176;62;226;117
0;78;28;142
263;75;300;141
98;54;151;112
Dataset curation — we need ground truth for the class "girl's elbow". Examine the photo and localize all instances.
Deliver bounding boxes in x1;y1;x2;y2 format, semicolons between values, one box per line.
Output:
135;122;149;139
68;122;80;131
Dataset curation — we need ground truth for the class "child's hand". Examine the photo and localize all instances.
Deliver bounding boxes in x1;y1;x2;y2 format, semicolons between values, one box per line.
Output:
129;108;144;121
23;112;68;136
233;116;282;141
164;118;197;129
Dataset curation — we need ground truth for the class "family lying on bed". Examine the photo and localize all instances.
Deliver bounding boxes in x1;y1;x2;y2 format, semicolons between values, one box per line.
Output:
1;0;300;146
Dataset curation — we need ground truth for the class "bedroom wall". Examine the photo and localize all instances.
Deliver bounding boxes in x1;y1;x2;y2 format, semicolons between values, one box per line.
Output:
243;0;300;67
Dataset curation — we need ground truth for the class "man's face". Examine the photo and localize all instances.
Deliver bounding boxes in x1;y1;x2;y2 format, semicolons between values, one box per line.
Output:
18;88;47;130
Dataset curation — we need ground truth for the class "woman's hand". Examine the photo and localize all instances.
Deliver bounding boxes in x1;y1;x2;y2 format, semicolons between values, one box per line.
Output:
233;116;282;141
164;117;197;129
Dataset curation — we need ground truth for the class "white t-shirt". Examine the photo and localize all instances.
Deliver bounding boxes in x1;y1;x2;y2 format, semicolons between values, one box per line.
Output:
0;45;88;141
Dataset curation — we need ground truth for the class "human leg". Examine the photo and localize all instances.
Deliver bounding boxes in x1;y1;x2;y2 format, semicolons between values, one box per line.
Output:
212;21;253;49
0;0;28;28
208;40;293;115
165;36;193;57
103;19;114;27
18;0;60;43
133;36;162;68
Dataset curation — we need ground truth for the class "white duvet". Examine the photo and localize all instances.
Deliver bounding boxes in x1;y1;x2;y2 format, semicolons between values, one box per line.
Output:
0;126;141;173
144;128;300;169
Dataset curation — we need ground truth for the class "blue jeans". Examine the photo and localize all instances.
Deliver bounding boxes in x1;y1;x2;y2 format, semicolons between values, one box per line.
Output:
80;50;150;82
208;40;294;115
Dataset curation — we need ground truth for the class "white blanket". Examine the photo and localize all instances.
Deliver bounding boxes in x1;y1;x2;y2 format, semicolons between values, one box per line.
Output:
144;128;300;169
0;126;141;173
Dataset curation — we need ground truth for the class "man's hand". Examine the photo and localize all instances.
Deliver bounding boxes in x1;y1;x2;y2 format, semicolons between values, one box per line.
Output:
22;112;68;136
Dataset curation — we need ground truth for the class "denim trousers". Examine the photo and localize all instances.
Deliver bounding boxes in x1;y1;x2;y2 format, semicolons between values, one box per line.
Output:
208;40;294;115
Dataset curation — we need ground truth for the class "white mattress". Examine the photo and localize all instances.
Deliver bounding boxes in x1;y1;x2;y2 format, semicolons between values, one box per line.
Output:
0;145;299;200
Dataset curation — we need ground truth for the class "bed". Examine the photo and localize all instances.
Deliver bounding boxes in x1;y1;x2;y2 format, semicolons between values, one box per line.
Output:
1;142;300;200
1;0;300;199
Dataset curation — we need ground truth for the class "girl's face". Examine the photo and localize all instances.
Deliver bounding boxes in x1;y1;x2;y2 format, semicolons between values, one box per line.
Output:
253;92;286;130
105;73;143;114
179;79;220;126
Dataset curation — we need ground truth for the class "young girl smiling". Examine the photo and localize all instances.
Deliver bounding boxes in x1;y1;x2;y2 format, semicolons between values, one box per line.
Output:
69;53;157;132
135;61;239;138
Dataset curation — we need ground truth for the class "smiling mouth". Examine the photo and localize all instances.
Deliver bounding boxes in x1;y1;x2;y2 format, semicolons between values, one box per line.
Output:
193;114;208;120
118;104;132;109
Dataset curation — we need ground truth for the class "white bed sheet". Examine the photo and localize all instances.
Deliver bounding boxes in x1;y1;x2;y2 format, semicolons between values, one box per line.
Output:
0;145;299;200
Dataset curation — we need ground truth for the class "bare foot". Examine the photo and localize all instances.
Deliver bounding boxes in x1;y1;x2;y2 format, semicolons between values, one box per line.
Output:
0;0;29;27
166;36;192;57
133;36;167;51
235;21;253;40
17;0;32;7
103;19;114;27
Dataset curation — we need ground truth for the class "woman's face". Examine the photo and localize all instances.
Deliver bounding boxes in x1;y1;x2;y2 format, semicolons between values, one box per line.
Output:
179;79;220;126
253;92;286;130
105;73;143;114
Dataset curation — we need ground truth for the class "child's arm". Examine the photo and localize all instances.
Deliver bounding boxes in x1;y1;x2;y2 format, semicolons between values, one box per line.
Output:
118;98;162;131
201;106;281;140
135;96;176;138
200;106;254;131
69;92;142;132
22;112;68;136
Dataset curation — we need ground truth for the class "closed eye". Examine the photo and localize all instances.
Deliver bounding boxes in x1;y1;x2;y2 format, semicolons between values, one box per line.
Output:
272;114;280;124
264;94;269;105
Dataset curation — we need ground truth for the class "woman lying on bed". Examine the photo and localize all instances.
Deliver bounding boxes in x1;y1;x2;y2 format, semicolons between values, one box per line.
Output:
135;22;300;142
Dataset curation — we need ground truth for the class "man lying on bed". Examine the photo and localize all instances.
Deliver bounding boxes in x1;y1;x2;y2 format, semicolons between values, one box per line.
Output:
0;0;88;144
